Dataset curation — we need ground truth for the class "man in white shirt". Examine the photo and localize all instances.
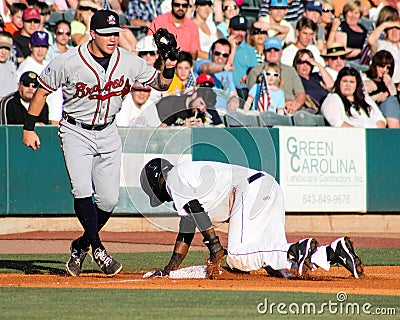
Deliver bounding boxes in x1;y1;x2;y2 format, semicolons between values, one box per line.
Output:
116;82;161;127
281;17;325;70
17;30;49;78
0;32;18;99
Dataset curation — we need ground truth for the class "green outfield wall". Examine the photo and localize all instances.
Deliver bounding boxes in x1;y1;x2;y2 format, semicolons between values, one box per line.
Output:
0;126;399;215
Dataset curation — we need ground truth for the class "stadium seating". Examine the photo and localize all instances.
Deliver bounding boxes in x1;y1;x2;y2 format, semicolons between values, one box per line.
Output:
259;111;293;127
224;110;261;127
292;110;326;126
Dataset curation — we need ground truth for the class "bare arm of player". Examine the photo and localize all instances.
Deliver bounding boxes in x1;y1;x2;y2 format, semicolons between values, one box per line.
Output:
22;87;52;151
148;59;177;91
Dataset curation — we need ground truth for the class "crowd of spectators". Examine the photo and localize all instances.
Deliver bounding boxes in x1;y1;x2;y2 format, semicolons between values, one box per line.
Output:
0;0;400;128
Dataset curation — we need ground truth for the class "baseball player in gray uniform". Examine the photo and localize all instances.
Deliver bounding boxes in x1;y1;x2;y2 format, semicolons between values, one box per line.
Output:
22;10;178;277
140;158;364;279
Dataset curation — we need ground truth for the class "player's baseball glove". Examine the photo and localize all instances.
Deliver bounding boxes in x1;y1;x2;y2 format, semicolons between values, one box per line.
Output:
153;28;180;61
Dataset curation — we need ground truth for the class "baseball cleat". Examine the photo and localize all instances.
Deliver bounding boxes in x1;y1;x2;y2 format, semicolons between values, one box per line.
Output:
287;238;319;276
66;239;90;277
93;248;123;276
329;236;364;278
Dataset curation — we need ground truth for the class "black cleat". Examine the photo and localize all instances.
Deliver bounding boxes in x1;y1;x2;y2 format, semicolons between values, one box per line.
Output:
287;238;319;276
329;236;364;278
93;248;123;276
66;239;90;277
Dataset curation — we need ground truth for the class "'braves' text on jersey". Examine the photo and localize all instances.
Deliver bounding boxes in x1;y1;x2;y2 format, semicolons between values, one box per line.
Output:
39;43;157;125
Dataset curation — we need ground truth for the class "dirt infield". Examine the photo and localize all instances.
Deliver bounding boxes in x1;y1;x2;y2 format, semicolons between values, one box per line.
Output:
0;231;399;295
0;267;399;296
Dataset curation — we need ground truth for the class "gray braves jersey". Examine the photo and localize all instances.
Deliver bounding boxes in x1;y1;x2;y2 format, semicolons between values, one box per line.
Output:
38;42;157;125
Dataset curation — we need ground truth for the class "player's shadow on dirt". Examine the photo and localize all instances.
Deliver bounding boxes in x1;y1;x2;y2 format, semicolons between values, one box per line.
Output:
0;259;66;275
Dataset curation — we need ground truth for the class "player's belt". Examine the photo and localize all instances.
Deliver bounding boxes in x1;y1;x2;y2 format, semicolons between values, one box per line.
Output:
63;114;114;131
247;172;265;184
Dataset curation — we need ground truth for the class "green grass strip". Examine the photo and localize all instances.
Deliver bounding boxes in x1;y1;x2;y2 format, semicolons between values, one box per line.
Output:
0;288;397;320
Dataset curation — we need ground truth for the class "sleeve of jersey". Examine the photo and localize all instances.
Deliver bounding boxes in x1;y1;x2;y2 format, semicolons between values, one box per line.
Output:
38;56;66;93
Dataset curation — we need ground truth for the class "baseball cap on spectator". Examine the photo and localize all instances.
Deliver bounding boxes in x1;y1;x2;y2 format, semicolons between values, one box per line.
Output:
30;31;49;47
264;36;282;51
269;0;288;8
0;34;12;50
196;74;215;87
136;36;158;52
132;81;151;91
305;1;322;13
23;7;40;21
195;87;217;107
195;0;213;5
229;15;248;31
19;71;39;87
90;9;126;34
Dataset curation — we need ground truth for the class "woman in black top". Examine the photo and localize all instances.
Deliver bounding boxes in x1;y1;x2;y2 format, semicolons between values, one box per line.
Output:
332;0;368;62
364;50;400;128
293;49;334;111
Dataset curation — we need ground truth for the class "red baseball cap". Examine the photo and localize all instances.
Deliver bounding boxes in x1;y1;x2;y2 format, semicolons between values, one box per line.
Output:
196;74;214;87
23;7;40;21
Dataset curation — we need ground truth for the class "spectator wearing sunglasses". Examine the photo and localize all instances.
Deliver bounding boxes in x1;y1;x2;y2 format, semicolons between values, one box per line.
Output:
247;36;305;115
216;0;240;38
293;49;334;112
248;22;268;64
321;41;352;81
196;38;239;109
0;32;18;100
0;71;49;125
368;17;400;84
364;50;400;128
320;0;337;41
71;0;102;46
13;7;41;64
149;0;200;60
46;20;73;62
45;21;74;125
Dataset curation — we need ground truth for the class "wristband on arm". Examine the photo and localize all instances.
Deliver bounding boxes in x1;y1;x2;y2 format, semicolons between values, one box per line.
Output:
162;67;175;79
23;113;39;131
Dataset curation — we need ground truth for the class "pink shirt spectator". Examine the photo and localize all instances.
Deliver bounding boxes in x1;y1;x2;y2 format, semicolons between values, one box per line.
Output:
149;12;200;53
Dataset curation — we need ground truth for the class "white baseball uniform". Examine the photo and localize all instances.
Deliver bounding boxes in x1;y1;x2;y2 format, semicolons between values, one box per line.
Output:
39;42;157;211
166;161;293;272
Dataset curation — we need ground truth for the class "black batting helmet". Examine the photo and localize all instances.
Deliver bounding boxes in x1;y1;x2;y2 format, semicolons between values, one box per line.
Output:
140;158;174;207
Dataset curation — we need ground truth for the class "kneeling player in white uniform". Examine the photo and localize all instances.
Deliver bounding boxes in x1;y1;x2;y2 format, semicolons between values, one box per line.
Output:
140;159;364;278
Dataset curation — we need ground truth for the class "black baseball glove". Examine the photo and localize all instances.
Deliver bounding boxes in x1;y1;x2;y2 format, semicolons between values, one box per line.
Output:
153;28;180;61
